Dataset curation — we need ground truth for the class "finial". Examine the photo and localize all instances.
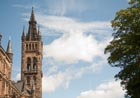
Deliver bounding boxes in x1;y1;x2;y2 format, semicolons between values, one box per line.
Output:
0;32;2;45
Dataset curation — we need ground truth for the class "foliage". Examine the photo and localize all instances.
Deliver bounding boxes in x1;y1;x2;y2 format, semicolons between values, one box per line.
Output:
105;0;140;98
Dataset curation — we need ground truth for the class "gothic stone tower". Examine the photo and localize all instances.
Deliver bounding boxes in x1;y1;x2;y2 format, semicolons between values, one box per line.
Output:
21;8;43;98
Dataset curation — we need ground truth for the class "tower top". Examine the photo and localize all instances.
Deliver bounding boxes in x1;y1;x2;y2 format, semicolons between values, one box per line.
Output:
27;8;39;41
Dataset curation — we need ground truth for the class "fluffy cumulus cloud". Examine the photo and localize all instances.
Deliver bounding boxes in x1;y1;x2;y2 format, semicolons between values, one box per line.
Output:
42;67;80;93
42;67;80;92
36;15;111;64
42;57;108;93
42;72;66;92
76;80;125;98
35;14;112;92
44;33;102;63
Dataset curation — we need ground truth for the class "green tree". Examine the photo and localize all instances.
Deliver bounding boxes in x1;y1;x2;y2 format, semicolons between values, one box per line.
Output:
105;0;140;98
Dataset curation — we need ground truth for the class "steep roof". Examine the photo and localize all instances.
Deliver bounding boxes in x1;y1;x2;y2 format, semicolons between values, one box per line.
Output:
13;80;31;96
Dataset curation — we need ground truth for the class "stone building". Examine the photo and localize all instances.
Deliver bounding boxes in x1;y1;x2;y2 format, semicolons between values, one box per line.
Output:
21;7;43;98
0;8;43;98
0;33;22;98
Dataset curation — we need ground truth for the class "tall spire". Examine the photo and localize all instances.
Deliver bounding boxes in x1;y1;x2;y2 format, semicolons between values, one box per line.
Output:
30;7;36;23
27;7;38;41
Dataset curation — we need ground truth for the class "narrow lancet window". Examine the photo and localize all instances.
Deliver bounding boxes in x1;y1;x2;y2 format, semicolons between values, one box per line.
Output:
27;57;31;71
33;57;37;72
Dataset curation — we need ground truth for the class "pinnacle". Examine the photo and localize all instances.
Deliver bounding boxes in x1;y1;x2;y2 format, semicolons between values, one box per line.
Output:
6;38;12;53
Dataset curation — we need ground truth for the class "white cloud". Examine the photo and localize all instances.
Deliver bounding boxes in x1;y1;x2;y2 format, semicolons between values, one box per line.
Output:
37;15;111;34
76;80;125;98
15;73;21;81
42;69;75;93
44;33;101;63
42;69;81;93
42;72;66;92
42;56;108;93
36;15;111;63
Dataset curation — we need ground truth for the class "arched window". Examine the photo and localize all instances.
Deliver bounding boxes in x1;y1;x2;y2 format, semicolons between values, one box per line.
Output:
35;44;37;49
27;57;31;71
29;44;31;50
33;57;37;72
26;44;28;50
32;43;34;50
27;76;30;86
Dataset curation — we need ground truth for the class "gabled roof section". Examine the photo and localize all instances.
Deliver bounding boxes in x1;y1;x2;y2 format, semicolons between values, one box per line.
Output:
14;80;31;96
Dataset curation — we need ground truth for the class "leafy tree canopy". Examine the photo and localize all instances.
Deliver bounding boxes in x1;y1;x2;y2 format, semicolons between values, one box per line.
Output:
105;0;140;97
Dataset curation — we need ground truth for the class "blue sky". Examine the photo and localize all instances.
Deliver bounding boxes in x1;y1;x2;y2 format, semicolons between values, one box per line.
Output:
0;0;129;98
